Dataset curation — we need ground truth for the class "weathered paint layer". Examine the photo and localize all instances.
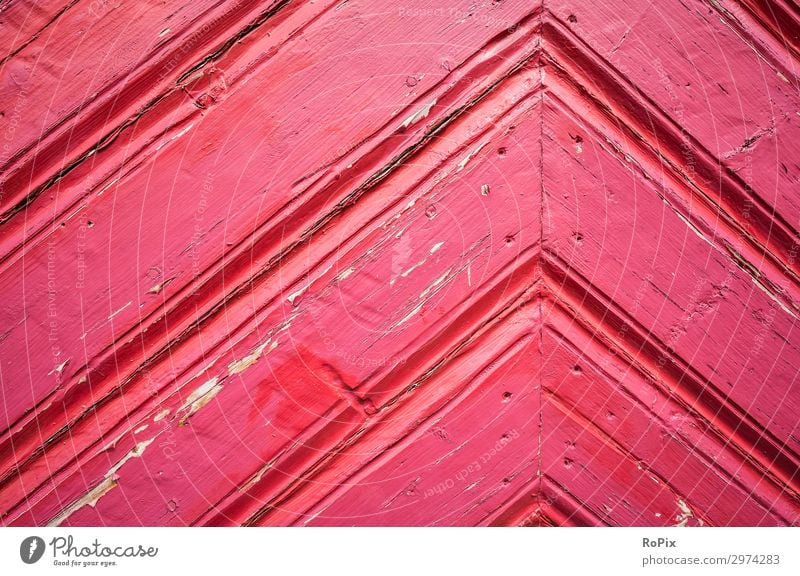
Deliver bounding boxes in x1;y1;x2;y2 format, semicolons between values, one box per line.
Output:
0;0;798;526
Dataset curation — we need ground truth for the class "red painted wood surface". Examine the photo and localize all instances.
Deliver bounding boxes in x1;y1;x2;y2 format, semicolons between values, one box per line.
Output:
0;0;799;526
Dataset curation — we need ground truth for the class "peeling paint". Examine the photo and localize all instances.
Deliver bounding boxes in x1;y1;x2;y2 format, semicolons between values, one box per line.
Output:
401;98;437;128
457;141;488;171
47;359;70;376
107;301;132;320
155;123;194;151
178;378;224;424
674;498;694;527
240;454;283;492
148;277;175;295
419;268;453;299
286;285;309;305
47;477;118;527
336;267;356;281
227;339;278;375
394;302;424;327
287;264;333;304
48;439;155;526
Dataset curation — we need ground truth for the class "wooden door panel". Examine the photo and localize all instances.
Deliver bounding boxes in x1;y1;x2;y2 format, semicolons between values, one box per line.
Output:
0;0;797;526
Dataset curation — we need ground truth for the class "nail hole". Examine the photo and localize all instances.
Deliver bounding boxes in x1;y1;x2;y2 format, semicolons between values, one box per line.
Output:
425;205;437;219
502;391;513;402
497;146;507;156
571;364;582;375
571;133;584;154
568;14;578;23
87;220;94;228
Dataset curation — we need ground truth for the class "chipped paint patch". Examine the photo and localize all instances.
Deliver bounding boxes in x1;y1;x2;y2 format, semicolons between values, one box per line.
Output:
287;284;311;305
48;359;70;377
336;267;356;281
390;252;435;286
108;301;132;320
109;439;154;476
420;268;453;299
227;339;278;375
178;377;224;424
287;264;333;304
240;454;282;492
47;477;118;527
192;357;219;380
155;123;194;151
153;409;170;422
100;431;126;452
148;277;175;295
400;259;426;279
751;276;799;320
456;141;488;171
674;498;694;527
48;439;155;526
394;302;424;327
302;505;333;526
97;176;120;196
401;98;437;128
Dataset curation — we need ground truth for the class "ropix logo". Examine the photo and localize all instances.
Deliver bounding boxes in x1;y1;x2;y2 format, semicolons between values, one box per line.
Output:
20;536;46;564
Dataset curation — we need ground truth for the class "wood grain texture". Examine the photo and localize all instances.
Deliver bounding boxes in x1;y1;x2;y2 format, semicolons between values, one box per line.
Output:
0;0;798;526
